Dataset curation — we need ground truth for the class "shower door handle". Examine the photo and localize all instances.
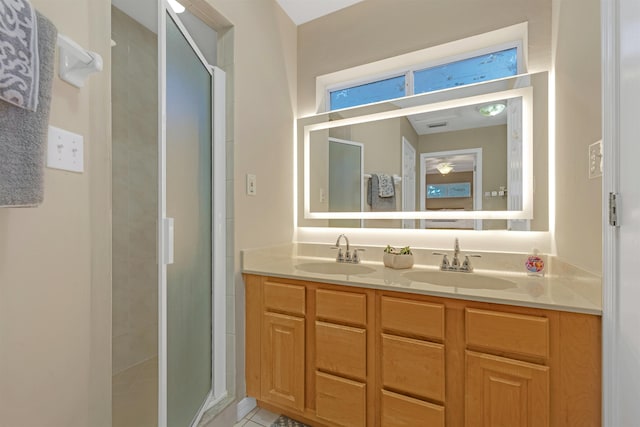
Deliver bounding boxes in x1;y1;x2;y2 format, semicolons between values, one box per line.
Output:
163;217;174;265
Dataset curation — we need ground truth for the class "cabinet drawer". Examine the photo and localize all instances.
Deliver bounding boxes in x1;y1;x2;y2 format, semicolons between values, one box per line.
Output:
381;334;445;402
381;390;445;427
263;281;305;316
381;296;444;340
466;308;549;359
316;288;367;326
316;321;367;380
316;371;366;427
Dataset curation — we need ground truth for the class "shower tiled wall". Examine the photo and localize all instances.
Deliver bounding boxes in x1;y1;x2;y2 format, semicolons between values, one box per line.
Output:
112;6;159;375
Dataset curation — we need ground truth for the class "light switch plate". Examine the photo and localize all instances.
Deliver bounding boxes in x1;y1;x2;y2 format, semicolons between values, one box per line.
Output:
246;173;257;196
589;140;603;179
47;126;84;173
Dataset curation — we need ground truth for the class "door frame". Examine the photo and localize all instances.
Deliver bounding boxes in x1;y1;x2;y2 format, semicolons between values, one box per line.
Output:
419;148;483;230
158;3;227;426
601;0;619;425
402;137;416;229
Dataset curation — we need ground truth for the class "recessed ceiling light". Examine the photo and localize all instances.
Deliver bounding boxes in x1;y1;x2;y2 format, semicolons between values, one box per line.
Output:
168;0;185;13
477;103;506;117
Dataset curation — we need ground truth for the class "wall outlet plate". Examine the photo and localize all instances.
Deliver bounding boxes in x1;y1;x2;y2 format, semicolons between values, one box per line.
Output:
589;140;603;179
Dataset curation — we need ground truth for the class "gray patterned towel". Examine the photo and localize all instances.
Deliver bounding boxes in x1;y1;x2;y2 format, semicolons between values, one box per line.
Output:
0;0;39;111
376;173;395;198
0;11;56;207
270;415;311;427
367;174;396;212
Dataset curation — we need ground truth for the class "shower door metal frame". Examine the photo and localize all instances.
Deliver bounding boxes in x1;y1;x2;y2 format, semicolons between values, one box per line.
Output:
158;2;227;426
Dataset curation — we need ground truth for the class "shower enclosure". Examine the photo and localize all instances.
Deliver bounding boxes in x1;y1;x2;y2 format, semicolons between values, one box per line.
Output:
112;1;226;426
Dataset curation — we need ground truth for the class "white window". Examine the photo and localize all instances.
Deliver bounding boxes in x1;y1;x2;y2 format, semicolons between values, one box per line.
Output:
317;23;528;112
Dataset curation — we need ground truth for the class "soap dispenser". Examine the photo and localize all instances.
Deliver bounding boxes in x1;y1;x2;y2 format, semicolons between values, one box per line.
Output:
525;248;545;277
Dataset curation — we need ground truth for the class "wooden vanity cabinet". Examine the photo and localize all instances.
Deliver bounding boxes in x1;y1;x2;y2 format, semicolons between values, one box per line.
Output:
245;275;601;427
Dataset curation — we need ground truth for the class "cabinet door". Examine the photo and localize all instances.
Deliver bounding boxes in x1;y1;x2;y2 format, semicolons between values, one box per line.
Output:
466;351;549;427
261;312;305;411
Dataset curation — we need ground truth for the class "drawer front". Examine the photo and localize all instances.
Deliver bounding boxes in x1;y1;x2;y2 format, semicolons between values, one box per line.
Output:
381;390;445;427
316;371;366;427
316;288;367;326
381;334;445;402
381;296;444;340
466;308;549;359
316;321;367;380
263;281;305;316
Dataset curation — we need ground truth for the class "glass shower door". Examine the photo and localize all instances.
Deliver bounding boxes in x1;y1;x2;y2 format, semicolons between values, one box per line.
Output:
163;11;213;427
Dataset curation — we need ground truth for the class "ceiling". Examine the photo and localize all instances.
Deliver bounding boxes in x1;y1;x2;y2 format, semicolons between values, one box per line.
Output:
275;0;365;25
407;100;508;136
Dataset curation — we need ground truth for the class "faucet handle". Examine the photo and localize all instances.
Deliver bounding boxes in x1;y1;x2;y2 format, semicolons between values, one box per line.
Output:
462;254;481;271
433;252;450;269
332;246;344;262
352;248;365;264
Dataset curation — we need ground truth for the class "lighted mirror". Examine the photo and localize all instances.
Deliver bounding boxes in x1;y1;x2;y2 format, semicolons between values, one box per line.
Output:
298;72;549;231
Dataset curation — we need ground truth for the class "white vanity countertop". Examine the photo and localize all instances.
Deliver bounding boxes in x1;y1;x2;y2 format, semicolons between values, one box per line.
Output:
241;243;602;315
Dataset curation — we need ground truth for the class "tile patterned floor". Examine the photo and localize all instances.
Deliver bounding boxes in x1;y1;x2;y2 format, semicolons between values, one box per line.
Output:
234;407;284;427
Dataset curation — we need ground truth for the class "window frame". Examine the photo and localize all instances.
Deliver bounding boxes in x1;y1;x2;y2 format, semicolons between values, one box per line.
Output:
318;23;528;113
326;70;411;112
325;40;523;112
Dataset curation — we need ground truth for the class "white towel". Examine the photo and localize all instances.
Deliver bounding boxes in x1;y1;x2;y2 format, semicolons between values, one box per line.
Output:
0;0;40;111
376;173;395;198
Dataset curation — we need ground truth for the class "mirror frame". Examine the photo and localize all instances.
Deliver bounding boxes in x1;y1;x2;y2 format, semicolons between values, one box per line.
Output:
303;86;534;221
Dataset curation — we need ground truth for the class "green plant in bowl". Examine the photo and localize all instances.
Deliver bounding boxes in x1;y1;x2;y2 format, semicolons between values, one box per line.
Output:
383;245;414;269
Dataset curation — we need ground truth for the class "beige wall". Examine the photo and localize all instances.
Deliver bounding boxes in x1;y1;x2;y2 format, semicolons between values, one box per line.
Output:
0;0;112;426
298;0;552;116
553;0;602;274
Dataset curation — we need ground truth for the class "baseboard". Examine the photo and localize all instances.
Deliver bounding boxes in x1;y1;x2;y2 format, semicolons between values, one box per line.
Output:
236;397;257;422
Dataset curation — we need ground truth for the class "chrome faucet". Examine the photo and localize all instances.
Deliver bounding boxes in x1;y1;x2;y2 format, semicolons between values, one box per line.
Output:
332;234;363;263
433;238;481;273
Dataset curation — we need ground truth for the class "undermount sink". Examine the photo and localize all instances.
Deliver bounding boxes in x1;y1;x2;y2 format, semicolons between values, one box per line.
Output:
294;262;376;275
403;270;516;290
